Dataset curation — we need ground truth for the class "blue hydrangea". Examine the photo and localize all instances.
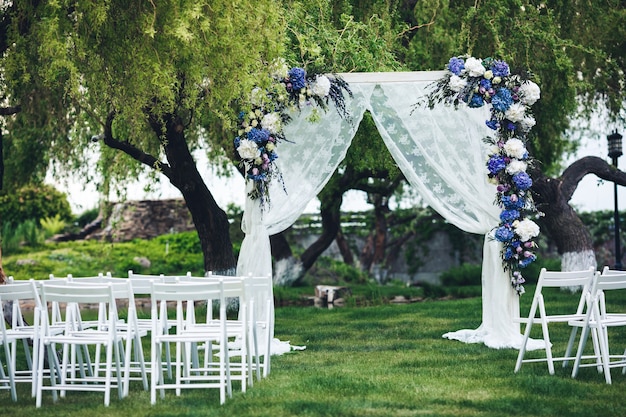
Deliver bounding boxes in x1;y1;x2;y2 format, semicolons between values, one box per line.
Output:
448;57;465;75
495;225;515;242
491;88;514;112
513;172;533;190
519;255;536;268
234;137;241;148
288;67;307;90
507;121;517;131
502;196;525;209
480;78;492;89
487;155;507;174
491;60;510;77
486;119;499;130
468;94;484;108
247;128;270;144
500;209;520;223
504;246;515;260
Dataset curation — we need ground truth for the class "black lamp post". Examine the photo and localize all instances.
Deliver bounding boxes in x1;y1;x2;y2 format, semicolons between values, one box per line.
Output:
608;130;623;270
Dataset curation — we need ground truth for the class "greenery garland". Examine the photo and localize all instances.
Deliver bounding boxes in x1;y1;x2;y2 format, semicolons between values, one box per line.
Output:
234;59;352;209
425;56;542;295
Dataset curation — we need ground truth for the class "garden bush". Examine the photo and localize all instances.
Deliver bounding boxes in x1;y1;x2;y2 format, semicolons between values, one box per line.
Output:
0;184;72;226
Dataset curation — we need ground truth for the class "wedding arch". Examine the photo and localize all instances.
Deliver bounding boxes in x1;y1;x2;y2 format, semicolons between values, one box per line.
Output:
236;70;544;351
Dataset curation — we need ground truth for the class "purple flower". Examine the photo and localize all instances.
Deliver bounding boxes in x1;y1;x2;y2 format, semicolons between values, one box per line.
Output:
288;67;307;90
447;57;465;75
487;155;507;174
513;172;533;190
495;225;515;242
500;209;520;222
491;88;514;112
491;60;510;77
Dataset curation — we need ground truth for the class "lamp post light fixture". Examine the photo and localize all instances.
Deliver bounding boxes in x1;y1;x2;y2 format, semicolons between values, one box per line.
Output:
608;130;623;270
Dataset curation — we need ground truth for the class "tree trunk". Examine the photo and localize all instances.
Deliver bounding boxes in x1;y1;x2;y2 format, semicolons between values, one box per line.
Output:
299;194;342;273
270;231;293;261
335;230;354;265
104;111;236;274
530;156;626;271
160;115;236;274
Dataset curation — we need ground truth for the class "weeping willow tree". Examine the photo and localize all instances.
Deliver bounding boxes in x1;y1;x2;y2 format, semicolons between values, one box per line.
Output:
1;0;285;273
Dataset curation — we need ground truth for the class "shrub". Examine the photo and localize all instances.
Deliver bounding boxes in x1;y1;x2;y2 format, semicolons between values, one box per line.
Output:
40;214;67;238
0;184;72;226
439;263;482;286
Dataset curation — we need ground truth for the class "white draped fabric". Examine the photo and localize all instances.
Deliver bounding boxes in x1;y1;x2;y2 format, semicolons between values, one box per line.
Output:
237;71;545;351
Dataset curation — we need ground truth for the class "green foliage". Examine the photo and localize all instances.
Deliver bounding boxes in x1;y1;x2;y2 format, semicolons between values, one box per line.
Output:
3;233;204;280
74;208;100;228
303;255;370;285
0;184;72;227
439;263;482;286
1;220;45;254
40;214;67;238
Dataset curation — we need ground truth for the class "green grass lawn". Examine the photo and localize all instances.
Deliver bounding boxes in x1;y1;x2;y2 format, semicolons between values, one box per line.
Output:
2;288;625;416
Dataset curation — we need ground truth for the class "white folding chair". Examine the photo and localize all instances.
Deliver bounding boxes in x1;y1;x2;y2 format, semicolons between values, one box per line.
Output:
515;267;597;374
179;274;253;390
127;270;181;378
0;280;42;401
570;267;626;383
35;281;135;407
149;279;236;405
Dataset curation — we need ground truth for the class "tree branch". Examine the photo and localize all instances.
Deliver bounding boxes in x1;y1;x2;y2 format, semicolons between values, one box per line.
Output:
102;112;173;179
560;155;626;201
0;105;21;116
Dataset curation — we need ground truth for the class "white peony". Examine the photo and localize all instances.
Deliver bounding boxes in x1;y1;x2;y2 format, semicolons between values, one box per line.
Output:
513;219;540;242
506;160;528;175
503;138;527;159
519;80;541;106
449;75;467;92
464;57;485;77
310;75;331;97
505;102;526;122
236;139;260;160
261;112;282;134
518;115;536;132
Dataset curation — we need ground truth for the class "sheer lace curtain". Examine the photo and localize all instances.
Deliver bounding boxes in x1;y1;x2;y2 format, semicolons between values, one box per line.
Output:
237;72;542;350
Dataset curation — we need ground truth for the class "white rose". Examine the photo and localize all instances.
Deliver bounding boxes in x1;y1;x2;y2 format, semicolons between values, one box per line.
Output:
519;80;541;106
449;75;467;92
503;138;527;159
514;219;540;242
506;160;528;175
236;139;260;160
464;57;485;77
505;102;526;122
310;75;331;97
261;112;282;134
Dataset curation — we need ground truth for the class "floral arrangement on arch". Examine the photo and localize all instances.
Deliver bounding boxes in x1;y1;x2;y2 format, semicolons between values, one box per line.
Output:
234;59;352;208
427;55;542;295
